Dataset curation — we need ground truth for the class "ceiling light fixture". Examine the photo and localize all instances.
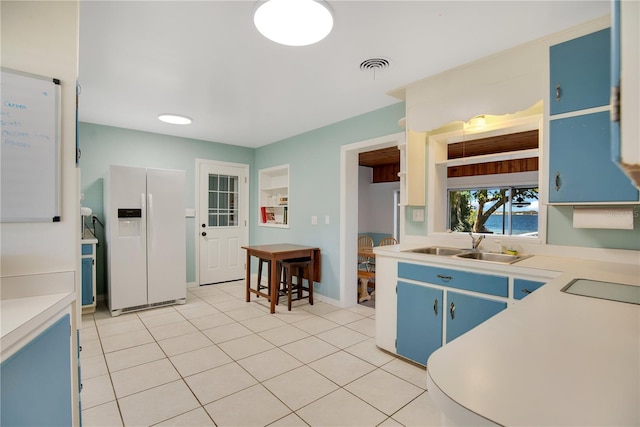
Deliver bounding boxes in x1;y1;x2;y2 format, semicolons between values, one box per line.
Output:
253;0;333;47
158;114;192;125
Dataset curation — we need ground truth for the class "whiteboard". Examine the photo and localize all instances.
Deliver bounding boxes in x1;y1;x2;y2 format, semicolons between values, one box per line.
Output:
1;68;61;222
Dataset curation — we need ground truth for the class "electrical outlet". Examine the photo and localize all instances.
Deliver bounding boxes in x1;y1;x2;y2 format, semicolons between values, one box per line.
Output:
325;215;330;225
412;208;425;222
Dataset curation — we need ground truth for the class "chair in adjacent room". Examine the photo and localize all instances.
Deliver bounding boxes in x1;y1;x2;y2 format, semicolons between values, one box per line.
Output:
357;235;374;271
365;236;398;299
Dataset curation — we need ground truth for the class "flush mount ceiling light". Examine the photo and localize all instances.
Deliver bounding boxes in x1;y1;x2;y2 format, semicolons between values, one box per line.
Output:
254;0;333;47
158;114;192;125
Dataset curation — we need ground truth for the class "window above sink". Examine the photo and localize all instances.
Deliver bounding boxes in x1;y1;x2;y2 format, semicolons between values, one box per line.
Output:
426;104;546;245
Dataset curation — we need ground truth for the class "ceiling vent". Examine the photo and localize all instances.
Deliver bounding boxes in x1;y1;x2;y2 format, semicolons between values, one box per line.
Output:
360;57;390;79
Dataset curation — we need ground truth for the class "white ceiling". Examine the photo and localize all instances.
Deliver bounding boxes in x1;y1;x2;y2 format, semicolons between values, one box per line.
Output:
78;1;609;148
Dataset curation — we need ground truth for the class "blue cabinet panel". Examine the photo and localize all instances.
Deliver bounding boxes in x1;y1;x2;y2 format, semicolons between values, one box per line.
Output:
550;28;610;115
446;292;506;343
397;281;443;366
549;111;638;202
82;256;94;305
398;262;508;297
514;279;546;300
81;243;93;255
1;314;72;426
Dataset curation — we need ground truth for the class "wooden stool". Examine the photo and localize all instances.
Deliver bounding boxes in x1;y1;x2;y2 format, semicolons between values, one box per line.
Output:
256;258;270;297
256;258;286;304
281;257;314;311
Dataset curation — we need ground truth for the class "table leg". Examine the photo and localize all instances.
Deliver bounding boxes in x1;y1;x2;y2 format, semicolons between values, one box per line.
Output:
269;256;278;313
245;251;251;302
358;277;371;303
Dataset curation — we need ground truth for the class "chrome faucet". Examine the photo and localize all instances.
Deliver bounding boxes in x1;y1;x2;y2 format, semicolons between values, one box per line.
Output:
469;232;484;250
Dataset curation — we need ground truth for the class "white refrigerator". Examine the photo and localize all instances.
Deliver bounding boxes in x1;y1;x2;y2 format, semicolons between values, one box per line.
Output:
105;165;186;316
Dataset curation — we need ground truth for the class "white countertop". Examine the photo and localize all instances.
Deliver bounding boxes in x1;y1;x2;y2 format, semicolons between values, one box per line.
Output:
379;246;640;426
1;271;75;360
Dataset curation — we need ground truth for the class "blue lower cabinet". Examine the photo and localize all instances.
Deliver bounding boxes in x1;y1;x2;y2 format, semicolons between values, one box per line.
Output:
514;279;546;300
1;314;72;426
397;281;443;366
81;256;94;306
446;292;507;343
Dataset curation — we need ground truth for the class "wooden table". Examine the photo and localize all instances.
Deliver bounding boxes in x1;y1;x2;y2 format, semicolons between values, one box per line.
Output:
242;244;320;314
357;247;375;303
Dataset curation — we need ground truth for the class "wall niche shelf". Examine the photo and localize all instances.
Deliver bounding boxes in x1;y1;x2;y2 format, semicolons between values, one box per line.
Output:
259;164;289;228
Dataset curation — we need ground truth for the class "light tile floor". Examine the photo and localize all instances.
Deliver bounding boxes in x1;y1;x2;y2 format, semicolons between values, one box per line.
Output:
81;280;443;426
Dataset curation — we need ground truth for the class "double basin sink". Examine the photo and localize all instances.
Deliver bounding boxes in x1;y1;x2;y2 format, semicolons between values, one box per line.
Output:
406;246;531;264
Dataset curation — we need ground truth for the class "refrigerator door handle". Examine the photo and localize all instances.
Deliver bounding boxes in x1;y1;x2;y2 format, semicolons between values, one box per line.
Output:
148;193;153;252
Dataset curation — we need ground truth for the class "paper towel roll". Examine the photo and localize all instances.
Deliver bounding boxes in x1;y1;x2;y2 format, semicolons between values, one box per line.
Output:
573;207;634;230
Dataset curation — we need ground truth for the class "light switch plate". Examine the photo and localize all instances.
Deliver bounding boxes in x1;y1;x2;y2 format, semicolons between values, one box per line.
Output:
412;208;425;222
311;215;318;225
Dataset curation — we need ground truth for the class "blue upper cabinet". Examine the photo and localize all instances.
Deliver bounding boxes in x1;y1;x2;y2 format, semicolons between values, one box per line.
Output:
549;111;638;203
548;27;639;203
550;28;611;115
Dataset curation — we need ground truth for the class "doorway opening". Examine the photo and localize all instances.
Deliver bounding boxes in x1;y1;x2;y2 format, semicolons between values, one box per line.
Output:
340;132;404;307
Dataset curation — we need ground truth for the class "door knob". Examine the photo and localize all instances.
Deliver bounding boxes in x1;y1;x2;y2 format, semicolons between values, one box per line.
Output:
201;231;207;237
201;223;206;228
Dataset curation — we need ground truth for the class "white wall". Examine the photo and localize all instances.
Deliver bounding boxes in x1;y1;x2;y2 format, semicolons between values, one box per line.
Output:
1;1;80;277
358;166;399;235
1;2;80;424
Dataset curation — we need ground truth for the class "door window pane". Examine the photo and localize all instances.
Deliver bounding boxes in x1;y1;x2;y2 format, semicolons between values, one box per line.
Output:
208;174;239;227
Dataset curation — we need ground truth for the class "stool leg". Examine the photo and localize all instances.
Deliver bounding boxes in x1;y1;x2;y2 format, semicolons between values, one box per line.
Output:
296;268;303;301
257;260;263;298
308;264;314;306
287;265;294;311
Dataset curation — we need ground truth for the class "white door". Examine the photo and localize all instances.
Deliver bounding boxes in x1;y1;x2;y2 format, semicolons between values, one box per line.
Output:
198;161;248;284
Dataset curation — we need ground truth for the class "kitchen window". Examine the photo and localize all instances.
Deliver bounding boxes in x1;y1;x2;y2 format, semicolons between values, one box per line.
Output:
449;186;539;236
427;110;544;242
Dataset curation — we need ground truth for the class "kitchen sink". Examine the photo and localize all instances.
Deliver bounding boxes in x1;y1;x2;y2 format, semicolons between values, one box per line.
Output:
406;247;466;256
454;251;530;264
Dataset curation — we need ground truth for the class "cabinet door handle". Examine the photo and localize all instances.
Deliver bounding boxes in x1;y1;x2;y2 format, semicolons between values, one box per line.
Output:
437;274;452;282
433;298;438;316
521;288;532;294
555;83;561;102
450;302;455;320
555;172;561;191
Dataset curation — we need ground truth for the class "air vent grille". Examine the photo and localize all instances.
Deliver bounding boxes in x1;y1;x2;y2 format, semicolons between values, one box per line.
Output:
360;57;390;72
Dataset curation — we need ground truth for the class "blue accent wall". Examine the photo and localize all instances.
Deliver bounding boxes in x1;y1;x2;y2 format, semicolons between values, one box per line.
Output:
253;103;406;300
547;206;640;250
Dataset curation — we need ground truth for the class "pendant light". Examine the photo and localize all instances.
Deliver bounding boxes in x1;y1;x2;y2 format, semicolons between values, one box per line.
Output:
254;0;333;47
